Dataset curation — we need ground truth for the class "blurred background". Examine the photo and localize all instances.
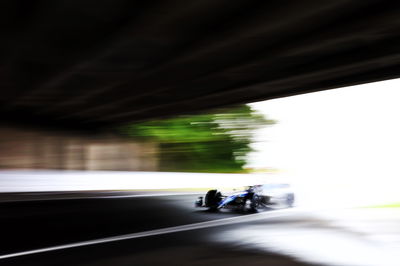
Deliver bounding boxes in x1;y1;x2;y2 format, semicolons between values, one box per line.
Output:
0;105;270;173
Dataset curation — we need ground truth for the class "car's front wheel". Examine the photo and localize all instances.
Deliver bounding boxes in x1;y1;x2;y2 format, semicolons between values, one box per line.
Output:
205;190;221;211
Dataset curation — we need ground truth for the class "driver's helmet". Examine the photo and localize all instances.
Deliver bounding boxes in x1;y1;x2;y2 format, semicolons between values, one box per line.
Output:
247;185;262;193
246;186;255;192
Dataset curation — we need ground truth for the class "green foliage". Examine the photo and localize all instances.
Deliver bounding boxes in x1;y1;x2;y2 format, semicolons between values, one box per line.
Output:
121;105;275;173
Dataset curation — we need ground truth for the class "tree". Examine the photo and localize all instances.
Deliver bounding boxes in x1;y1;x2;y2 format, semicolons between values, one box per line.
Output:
121;105;275;173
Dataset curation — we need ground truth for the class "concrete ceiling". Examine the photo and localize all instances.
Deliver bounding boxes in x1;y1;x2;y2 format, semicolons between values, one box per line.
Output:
2;0;400;130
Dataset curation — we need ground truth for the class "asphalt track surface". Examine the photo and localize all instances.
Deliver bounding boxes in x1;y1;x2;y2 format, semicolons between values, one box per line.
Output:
0;192;316;266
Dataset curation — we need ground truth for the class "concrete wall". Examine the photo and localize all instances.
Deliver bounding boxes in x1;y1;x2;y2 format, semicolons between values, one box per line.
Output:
0;126;158;171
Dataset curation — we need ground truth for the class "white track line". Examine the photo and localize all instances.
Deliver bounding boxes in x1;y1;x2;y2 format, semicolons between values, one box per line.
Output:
0;208;297;260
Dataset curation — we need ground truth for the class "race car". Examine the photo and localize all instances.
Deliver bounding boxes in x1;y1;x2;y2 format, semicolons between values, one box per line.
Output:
195;184;294;212
258;183;295;207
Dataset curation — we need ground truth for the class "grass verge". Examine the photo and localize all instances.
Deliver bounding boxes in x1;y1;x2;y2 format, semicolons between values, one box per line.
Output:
365;202;400;208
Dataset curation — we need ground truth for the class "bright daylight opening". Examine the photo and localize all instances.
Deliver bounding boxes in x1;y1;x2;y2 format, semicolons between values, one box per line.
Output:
249;78;400;208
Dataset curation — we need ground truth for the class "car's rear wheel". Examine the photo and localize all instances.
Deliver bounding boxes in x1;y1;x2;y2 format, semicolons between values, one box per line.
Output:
249;194;260;212
241;194;260;213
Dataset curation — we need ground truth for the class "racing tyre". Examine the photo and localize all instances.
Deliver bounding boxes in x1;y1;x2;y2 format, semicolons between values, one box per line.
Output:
286;193;295;208
205;190;221;211
249;194;260;213
241;194;259;213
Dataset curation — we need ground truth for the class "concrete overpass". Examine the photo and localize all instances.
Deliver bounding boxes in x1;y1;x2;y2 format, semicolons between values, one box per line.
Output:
2;0;400;130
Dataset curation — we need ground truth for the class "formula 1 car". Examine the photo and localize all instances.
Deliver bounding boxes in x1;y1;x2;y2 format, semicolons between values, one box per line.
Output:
195;184;294;212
